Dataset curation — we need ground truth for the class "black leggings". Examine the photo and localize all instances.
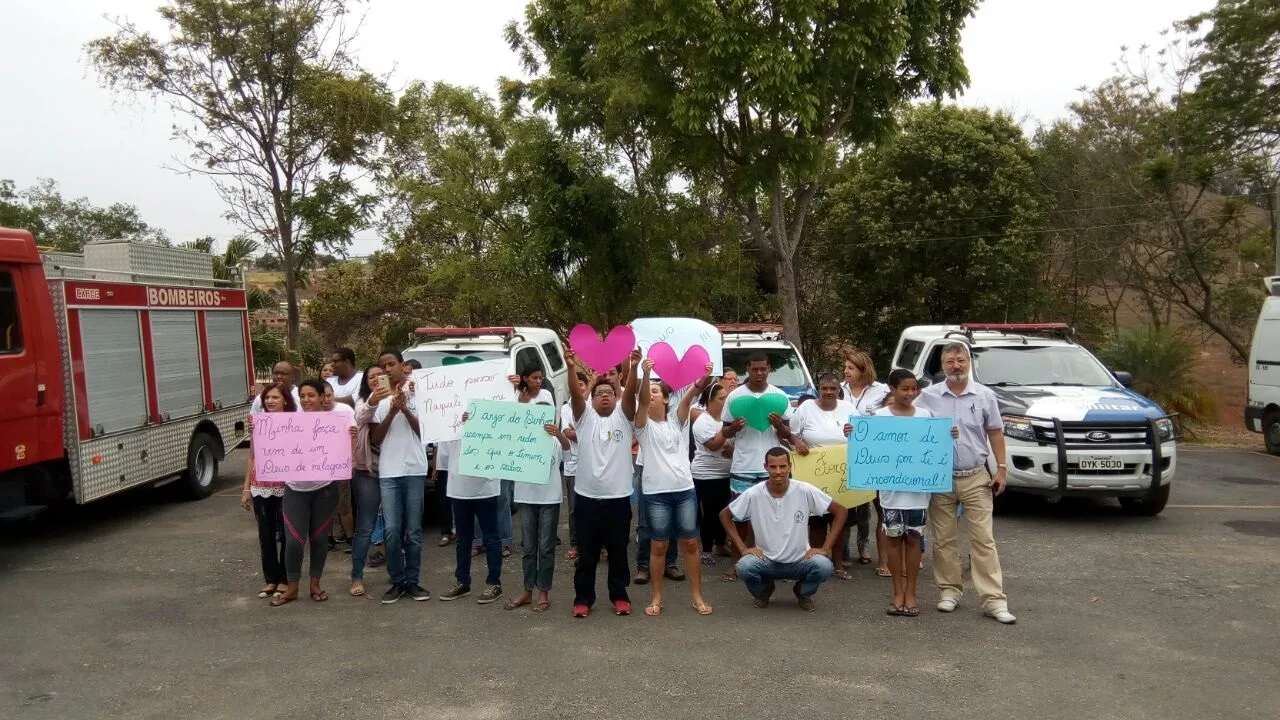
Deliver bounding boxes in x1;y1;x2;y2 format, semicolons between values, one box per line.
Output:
252;495;286;585
694;477;731;552
283;484;340;583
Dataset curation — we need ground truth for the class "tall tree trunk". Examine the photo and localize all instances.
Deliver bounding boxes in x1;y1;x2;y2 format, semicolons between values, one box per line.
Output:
280;216;299;350
773;250;802;350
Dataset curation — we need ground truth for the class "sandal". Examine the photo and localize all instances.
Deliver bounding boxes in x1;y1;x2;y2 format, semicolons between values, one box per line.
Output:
876;567;892;577
700;552;715;567
349;582;365;597
310;589;329;602
886;604;905;616
534;601;550;613
505;595;532;611
833;568;853;581
903;605;920;617
720;571;737;582
257;584;278;599
858;555;873;565
270;592;297;607
644;603;663;617
692;601;714;616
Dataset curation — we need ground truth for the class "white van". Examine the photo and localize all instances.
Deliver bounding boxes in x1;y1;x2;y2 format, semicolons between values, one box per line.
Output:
403;326;570;407
1246;277;1280;452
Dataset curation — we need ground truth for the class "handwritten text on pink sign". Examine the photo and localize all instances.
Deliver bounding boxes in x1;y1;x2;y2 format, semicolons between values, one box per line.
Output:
252;411;353;485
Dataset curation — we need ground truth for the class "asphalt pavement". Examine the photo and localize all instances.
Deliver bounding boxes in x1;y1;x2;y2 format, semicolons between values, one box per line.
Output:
1;448;1278;720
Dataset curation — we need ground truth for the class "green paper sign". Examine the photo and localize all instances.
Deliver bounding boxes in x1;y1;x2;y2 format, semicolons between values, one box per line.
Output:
459;399;557;484
728;392;790;431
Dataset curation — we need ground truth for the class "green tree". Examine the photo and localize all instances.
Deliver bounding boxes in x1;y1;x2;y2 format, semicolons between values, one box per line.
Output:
0;178;169;251
88;0;393;349
181;235;274;309
508;0;977;348
808;105;1048;365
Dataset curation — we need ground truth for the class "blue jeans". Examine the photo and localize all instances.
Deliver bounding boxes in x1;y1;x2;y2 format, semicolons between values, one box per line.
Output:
380;474;426;587
474;479;514;548
350;469;381;580
454;496;502;588
634;470;678;568
736;554;834;599
520;503;560;591
644;488;699;540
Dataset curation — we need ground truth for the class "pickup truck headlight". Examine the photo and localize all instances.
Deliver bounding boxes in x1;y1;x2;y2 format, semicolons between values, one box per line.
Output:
1155;418;1175;441
1003;416;1036;442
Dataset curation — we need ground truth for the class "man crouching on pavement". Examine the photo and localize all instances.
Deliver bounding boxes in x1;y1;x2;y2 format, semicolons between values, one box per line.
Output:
719;447;848;611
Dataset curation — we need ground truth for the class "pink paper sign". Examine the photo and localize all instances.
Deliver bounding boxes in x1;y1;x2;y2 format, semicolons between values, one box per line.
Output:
568;323;636;374
252;411;353;485
648;341;710;390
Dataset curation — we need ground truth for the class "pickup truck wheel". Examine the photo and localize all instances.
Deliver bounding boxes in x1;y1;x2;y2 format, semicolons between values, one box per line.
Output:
1118;483;1170;517
1264;411;1280;455
179;432;220;501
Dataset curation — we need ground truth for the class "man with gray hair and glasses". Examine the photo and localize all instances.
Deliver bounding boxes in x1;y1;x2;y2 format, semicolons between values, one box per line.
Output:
915;341;1016;624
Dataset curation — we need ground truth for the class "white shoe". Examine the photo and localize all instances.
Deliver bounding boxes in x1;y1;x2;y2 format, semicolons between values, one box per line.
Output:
985;608;1017;624
936;597;959;613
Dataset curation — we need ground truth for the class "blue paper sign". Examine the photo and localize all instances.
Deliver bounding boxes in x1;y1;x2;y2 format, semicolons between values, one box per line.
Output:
846;416;954;493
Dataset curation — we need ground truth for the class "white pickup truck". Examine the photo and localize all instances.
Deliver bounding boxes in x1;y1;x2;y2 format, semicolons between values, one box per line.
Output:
402;326;571;406
891;323;1177;515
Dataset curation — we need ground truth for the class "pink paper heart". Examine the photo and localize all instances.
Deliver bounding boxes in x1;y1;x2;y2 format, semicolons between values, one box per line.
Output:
568;324;637;374
647;342;710;390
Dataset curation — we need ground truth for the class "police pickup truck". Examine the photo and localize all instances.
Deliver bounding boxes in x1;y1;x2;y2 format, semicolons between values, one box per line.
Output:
891;323;1176;515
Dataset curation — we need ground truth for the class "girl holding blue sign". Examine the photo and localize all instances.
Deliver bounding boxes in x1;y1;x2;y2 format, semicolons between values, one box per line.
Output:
873;369;956;617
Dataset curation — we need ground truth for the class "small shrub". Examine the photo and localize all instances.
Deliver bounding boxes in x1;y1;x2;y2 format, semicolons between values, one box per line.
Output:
1099;326;1218;424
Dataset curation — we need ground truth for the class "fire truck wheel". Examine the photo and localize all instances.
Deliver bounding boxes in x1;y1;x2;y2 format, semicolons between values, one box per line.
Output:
180;432;220;500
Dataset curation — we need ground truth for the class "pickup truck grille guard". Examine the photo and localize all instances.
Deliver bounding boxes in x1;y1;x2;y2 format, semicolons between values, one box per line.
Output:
1021;416;1171;499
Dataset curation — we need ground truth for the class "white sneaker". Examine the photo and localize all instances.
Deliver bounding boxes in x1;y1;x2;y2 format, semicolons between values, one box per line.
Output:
936;597;959;613
985;608;1017;624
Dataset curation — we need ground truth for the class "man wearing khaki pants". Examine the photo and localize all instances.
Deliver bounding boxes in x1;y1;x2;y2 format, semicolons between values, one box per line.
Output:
915;342;1017;625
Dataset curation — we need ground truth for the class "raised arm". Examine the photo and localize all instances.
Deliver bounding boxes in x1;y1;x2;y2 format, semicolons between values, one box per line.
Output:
621;349;642;422
678;363;713;426
634;359;654;429
565;350;587;422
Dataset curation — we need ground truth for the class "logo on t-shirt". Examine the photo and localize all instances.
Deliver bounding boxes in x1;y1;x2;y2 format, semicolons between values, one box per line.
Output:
793;511;805;524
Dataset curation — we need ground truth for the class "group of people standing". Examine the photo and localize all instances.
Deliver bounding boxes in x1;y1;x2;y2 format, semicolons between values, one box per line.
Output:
243;339;1016;625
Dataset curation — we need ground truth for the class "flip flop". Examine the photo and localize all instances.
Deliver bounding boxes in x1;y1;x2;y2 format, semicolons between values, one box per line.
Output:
534;601;550;612
833;568;853;581
270;593;297;608
903;606;920;617
349;583;365;597
257;585;278;599
876;567;892;578
310;590;329;602
505;596;532;610
644;603;663;617
886;604;905;616
720;571;737;583
858;556;873;565
692;601;714;616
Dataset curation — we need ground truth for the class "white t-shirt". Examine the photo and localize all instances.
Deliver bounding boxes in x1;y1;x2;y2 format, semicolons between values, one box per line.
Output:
873;405;934;510
721;384;793;477
514;388;555;406
327;372;363;400
691;411;732;480
843;381;890;415
573;405;635;499
372;388;429;478
635;409;694;495
441;439;500;499
790;399;856;447
286;408;356;492
251;386;301;414
515;444;564;504
728;480;832;563
560;402;579;476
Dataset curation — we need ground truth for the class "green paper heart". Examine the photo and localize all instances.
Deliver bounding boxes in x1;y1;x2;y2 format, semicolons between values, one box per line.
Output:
441;356;483;366
729;393;790;431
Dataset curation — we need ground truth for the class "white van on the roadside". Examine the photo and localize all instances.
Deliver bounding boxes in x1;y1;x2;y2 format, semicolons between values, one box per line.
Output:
403;326;570;407
1246;277;1280;453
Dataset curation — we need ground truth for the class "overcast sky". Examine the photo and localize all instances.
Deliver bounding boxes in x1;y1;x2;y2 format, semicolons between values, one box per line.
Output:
1;0;1211;255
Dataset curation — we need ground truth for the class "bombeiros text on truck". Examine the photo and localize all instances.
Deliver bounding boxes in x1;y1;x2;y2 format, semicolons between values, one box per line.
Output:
0;228;252;519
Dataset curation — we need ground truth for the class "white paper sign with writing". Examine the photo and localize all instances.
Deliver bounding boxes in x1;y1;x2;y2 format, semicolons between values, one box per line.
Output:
413;358;512;444
631;317;723;376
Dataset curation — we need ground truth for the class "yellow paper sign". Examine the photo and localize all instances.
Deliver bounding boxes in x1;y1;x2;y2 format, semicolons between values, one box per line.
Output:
790;444;876;510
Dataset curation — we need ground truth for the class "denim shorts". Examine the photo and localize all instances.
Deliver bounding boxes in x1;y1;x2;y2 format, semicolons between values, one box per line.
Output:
882;508;927;537
644;488;699;540
729;473;767;496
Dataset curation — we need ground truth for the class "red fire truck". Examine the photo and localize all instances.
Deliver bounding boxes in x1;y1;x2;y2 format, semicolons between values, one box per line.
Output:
0;228;252;519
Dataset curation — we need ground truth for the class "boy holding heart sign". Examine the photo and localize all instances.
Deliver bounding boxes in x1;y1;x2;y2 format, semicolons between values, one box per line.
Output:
719;352;796;582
